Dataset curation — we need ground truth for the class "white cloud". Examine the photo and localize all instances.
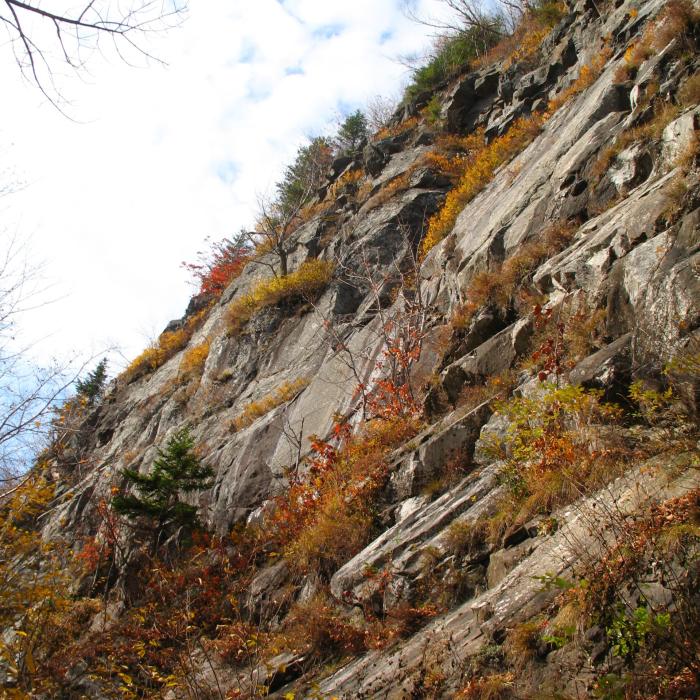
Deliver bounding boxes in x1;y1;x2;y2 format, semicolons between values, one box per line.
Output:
0;0;448;372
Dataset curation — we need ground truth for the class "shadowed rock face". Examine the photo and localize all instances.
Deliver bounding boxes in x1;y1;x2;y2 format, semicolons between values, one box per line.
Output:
31;0;700;695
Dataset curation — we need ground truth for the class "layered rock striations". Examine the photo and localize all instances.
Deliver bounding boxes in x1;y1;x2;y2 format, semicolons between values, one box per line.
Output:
10;0;700;696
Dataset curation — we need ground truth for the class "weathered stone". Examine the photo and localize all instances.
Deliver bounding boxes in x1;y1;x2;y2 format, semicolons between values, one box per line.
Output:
317;455;699;697
395;495;432;523
661;107;699;169
487;539;536;588
609;144;654;191
569;333;632;399
514;64;552;101
25;2;700;696
474;69;500;97
441;319;532;404
389;402;492;500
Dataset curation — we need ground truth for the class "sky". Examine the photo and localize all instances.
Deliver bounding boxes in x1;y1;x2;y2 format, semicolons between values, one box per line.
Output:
0;0;448;374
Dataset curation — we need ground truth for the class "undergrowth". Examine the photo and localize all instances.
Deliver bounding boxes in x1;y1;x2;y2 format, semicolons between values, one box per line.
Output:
226;258;334;335
419;49;608;259
123;306;211;382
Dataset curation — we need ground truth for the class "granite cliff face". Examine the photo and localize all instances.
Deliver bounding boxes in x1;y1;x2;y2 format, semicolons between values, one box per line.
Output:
17;0;700;696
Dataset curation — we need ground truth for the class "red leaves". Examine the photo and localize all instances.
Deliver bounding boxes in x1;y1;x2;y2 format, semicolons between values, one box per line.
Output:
182;236;249;297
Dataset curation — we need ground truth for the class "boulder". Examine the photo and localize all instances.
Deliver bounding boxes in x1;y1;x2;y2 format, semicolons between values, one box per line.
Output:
609;144;653;191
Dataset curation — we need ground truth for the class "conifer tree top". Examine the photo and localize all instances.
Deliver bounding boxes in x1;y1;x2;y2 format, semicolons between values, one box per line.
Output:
112;427;213;530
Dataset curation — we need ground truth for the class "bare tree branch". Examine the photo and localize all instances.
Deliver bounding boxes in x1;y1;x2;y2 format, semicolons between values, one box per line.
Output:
1;0;188;111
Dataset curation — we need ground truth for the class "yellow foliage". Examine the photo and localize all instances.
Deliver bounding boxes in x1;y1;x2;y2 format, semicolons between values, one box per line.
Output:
451;221;577;329
179;339;210;379
123;306;211;382
475;3;565;70
232;377;310;430
226;259;334;335
374;116;420;141
267;415;423;580
485;384;627;544
364;171;413;211
325;167;365;202
422;151;466;182
503;27;551;69
284;491;374;576
0;476;72;693
420;53;609;260
420;117;545;259
545;49;611;114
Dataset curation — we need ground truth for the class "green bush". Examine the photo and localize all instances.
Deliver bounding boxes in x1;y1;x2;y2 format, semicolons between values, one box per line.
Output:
404;22;504;101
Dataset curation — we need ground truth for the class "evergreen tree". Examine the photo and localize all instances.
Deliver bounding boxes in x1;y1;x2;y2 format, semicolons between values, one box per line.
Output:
334;110;369;155
112;427;213;550
275;136;334;220
75;358;108;404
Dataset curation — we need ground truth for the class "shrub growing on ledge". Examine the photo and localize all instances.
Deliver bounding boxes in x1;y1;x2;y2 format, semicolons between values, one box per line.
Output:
123;306;210;383
178;339;210;380
485;384;626;543
226;258;334;335
419;52;610;259
181;234;249;298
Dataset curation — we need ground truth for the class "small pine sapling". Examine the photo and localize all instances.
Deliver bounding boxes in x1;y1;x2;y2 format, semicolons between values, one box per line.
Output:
112;427;213;552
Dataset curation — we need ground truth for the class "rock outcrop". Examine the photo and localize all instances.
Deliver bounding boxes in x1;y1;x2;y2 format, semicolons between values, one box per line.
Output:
8;0;700;697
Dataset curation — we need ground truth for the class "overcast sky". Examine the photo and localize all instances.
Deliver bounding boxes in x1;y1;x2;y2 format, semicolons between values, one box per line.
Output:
0;0;447;374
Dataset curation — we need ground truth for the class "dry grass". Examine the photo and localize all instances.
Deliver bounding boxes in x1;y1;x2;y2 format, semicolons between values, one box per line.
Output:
661;129;697;220
456;672;515;700
483;384;630;545
456;370;518;413
123;306;211;382
503;620;543;671
474;3;566;71
178;340;210;380
226;259;334;335
443;519;487;558
266;415;422;580
374;116;421;141
284;492;375;578
232;377;309;431
590;101;681;182
277;593;367;660
323;167;366;205
420;52;608;260
364;171;413;211
679;73;700;108
451;221;577;331
614;0;700;82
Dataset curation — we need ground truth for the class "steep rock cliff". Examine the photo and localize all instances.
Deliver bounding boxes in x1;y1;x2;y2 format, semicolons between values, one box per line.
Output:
8;0;700;696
